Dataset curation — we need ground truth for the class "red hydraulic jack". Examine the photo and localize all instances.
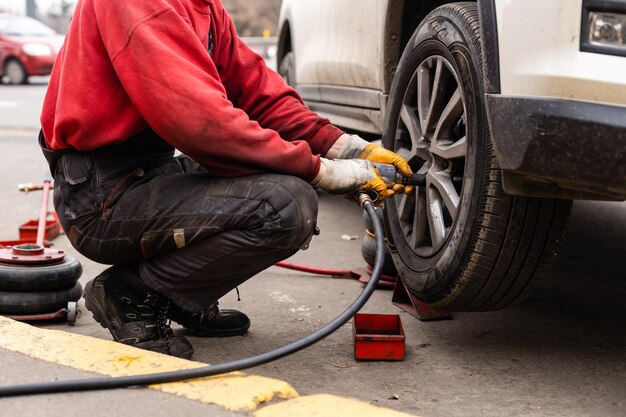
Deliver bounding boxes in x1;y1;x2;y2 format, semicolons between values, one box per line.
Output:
0;181;63;262
0;180;82;324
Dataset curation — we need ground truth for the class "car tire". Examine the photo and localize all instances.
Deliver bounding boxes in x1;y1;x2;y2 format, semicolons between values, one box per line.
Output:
0;256;83;291
279;51;295;87
0;282;83;315
382;2;572;311
4;59;28;85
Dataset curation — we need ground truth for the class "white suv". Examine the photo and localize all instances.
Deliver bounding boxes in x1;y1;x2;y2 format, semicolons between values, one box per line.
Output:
277;0;626;311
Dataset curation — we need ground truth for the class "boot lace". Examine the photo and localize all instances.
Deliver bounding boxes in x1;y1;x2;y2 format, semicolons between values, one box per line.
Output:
145;292;173;348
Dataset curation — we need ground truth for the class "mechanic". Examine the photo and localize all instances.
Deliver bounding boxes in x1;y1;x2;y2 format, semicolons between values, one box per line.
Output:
39;0;413;359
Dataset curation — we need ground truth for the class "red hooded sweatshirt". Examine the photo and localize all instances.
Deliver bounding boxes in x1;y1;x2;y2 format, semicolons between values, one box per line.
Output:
41;0;343;181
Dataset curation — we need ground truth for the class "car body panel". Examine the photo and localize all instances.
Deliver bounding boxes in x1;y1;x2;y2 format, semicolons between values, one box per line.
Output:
285;0;388;90
496;0;626;108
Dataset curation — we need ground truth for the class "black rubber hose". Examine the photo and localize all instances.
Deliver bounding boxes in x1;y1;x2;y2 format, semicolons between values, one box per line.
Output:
0;200;385;397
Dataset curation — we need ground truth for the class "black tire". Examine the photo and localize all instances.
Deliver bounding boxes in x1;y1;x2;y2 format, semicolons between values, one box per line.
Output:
0;282;83;315
279;51;296;87
361;209;398;276
0;256;82;291
361;234;398;277
4;59;28;85
382;3;571;311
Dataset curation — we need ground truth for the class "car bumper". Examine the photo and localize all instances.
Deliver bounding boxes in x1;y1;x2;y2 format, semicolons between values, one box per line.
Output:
22;54;56;76
486;94;626;201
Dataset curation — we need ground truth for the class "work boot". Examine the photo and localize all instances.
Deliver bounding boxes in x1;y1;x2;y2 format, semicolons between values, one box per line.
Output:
83;265;194;359
170;302;250;337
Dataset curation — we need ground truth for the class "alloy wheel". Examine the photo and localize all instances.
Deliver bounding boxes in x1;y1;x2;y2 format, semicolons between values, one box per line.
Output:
392;55;467;257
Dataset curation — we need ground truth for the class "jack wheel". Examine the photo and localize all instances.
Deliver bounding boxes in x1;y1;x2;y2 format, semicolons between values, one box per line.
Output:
66;301;78;325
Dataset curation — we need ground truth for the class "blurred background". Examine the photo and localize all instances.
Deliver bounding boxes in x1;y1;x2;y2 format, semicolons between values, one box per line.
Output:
0;0;282;37
0;0;279;86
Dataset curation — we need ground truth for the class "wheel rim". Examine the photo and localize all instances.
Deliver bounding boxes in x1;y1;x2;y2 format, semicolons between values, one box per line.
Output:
392;55;467;257
279;52;294;87
6;61;25;84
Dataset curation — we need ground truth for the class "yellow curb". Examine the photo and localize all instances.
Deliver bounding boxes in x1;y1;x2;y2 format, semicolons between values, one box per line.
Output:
255;394;418;417
0;316;297;411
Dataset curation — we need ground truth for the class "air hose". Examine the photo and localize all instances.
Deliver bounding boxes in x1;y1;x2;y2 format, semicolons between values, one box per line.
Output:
0;194;385;398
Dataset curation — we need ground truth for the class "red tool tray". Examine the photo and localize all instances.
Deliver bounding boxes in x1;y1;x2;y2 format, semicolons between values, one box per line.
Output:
19;219;61;241
353;313;405;361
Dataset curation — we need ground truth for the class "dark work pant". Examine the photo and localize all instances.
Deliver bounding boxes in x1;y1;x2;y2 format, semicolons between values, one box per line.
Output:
43;133;319;312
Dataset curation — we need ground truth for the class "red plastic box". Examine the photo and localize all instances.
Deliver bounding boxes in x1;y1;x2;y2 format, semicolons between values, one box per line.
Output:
353;313;405;361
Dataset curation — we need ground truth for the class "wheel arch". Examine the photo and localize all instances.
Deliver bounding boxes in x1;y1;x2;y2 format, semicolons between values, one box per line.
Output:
385;0;500;94
276;13;293;70
2;54;22;68
475;0;501;93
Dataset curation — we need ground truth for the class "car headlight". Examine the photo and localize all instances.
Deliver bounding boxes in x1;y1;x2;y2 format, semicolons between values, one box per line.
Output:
582;1;626;57
22;43;53;57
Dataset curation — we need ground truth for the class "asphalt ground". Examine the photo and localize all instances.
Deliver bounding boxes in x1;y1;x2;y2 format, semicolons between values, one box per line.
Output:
0;82;625;417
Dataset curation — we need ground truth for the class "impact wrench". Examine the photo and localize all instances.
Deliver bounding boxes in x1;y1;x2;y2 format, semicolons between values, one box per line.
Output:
374;163;426;188
0;164;417;398
365;163;426;202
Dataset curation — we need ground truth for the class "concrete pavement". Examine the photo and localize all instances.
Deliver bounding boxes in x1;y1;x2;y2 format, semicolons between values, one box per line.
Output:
0;84;625;416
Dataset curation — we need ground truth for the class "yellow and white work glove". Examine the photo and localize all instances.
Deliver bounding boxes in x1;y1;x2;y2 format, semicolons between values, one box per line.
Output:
311;158;394;205
329;134;414;195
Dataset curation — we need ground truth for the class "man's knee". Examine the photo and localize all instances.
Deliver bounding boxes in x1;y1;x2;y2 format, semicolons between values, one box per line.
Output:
262;175;318;250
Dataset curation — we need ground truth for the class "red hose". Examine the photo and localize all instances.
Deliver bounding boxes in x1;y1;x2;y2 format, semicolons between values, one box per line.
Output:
274;261;360;279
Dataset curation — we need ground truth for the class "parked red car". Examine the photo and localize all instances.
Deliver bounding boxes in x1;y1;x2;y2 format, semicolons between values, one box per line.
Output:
0;14;63;84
